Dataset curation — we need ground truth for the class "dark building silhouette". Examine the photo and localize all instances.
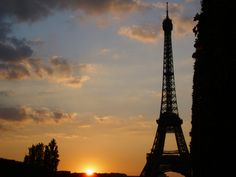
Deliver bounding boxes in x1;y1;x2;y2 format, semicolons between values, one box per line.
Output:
140;3;191;177
191;0;236;177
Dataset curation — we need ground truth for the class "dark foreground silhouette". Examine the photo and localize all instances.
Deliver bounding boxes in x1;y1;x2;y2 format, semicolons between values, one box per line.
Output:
0;158;53;177
191;0;235;177
0;158;130;177
56;171;128;177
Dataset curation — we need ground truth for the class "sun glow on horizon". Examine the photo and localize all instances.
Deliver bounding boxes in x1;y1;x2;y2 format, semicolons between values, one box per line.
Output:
85;169;95;176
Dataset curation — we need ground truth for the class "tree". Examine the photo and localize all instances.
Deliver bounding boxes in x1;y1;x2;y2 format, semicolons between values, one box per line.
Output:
191;0;235;177
44;138;60;172
24;139;60;172
24;143;45;167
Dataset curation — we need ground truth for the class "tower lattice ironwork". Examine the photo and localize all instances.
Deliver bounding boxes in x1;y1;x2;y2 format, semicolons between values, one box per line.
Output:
140;3;191;177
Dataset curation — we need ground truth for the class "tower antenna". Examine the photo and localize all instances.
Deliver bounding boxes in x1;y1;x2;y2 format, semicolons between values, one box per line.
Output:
166;2;169;17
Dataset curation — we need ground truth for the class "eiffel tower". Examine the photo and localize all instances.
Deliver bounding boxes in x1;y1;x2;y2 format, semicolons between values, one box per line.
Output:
140;3;191;177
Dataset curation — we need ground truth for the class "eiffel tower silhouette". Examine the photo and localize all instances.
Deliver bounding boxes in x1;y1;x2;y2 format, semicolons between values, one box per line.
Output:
140;3;191;177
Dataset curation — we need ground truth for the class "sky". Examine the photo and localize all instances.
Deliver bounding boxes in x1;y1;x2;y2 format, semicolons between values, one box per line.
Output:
0;0;200;176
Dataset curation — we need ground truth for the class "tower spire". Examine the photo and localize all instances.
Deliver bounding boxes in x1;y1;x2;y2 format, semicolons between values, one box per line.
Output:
166;2;169;18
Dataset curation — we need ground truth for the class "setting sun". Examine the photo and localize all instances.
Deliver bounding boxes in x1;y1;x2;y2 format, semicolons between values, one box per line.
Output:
85;169;95;176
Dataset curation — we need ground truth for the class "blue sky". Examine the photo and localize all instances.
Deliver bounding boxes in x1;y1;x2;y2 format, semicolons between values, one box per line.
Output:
0;0;200;175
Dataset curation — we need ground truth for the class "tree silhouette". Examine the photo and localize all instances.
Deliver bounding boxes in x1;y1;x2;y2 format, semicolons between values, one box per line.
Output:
24;143;45;167
191;0;235;177
44;138;60;172
24;138;59;173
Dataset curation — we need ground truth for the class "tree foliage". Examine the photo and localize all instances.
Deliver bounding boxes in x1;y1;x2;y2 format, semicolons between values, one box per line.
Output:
24;138;60;172
191;0;235;177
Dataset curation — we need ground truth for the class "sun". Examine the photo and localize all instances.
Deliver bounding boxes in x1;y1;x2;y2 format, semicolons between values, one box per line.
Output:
85;169;95;176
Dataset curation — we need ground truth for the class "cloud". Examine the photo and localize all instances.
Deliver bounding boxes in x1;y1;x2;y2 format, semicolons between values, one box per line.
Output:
0;25;93;88
47;56;93;88
149;90;162;98
172;14;195;37
151;2;184;14
0;0;143;23
0;124;5;131
0;63;30;80
70;0;143;16
94;115;116;124
121;115;154;135
44;133;80;140
0;0;141;79
56;75;90;88
0;0;194;60
0;55;94;88
92;114;154;136
37;90;56;96
118;25;162;43
0;36;33;62
0;21;34;79
0;90;15;97
0;106;76;123
117;1;194;43
99;48;111;55
78;63;97;73
28;38;44;46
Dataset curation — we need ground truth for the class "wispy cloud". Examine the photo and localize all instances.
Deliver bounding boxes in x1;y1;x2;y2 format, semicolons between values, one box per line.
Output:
91;114;154;135
94;115;119;125
28;38;44;46
151;2;184;13
0;90;15;97
117;1;194;43
0;106;76;123
149;90;162;98
172;14;195;37
0;0;144;23
45;133;80;140
99;48;111;55
118;25;162;44
0;56;95;88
